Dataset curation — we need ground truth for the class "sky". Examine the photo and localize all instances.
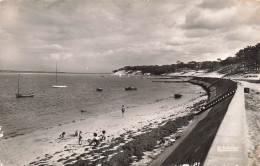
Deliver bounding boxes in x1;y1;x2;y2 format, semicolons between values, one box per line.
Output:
0;0;259;73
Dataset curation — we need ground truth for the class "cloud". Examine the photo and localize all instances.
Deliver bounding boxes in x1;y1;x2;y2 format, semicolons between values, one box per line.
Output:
183;7;236;30
199;0;235;10
183;0;260;30
178;0;260;63
224;26;260;42
0;29;12;41
0;0;259;72
235;0;260;25
48;53;74;60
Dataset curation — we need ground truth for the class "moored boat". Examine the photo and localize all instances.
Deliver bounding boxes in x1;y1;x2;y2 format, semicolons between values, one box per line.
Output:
16;93;34;98
16;74;35;98
174;94;182;98
96;88;103;91
52;62;67;88
125;87;137;91
52;85;67;88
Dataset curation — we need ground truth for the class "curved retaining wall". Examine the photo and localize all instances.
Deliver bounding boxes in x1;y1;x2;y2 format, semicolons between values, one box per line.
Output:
153;77;238;166
189;77;237;114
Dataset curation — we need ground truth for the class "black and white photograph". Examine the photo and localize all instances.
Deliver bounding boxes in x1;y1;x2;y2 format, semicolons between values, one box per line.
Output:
0;0;260;165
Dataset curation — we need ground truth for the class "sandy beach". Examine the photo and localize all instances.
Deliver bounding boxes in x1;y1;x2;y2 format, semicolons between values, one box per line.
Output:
0;84;206;166
1;0;259;165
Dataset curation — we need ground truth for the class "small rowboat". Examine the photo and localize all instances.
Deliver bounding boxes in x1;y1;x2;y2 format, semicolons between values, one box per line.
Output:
174;94;182;98
125;87;137;91
16;93;34;98
96;88;103;92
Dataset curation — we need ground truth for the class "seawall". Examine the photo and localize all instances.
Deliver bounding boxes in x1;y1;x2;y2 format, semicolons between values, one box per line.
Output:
204;84;248;166
151;77;239;166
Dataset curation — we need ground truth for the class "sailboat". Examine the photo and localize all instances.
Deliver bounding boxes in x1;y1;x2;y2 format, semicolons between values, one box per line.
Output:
16;74;34;98
52;62;67;88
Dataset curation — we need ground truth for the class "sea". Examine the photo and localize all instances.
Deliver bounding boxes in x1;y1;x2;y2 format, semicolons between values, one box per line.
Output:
0;73;203;139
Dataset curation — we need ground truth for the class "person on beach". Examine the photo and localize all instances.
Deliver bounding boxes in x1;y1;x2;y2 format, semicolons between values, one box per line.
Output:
59;132;66;139
78;131;83;145
99;130;106;142
89;133;100;146
121;105;125;114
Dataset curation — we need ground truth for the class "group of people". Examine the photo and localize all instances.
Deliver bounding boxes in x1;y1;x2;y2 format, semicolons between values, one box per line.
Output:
58;105;126;146
59;130;107;146
88;130;106;146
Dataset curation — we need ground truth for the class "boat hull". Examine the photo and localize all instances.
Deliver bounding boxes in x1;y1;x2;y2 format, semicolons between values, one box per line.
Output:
174;94;182;98
96;88;103;91
125;87;137;91
52;85;67;88
16;93;34;98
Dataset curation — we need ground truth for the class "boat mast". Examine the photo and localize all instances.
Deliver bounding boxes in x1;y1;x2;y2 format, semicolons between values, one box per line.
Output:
56;62;58;84
17;73;20;94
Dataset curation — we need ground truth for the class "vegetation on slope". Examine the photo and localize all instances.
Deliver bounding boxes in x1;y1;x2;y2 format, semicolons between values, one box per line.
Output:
114;43;260;75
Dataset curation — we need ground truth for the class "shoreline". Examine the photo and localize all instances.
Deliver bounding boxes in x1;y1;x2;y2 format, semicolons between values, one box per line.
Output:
1;74;197;139
0;82;206;166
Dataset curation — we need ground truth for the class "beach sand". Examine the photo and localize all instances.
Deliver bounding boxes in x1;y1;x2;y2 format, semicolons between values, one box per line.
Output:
245;88;260;166
0;89;206;166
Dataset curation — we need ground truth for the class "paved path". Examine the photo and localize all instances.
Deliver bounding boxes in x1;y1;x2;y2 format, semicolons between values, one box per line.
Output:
239;81;260;91
204;85;248;166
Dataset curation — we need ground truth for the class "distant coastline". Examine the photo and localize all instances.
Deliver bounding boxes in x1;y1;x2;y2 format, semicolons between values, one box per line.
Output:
0;70;112;75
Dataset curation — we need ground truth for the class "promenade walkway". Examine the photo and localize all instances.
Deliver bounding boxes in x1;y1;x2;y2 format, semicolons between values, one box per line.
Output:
150;78;247;166
204;85;248;166
151;78;236;166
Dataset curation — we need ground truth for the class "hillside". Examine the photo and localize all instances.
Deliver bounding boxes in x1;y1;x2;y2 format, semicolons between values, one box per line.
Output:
113;43;260;76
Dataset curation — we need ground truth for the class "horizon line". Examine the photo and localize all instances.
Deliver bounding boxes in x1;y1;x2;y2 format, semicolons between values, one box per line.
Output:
0;69;112;74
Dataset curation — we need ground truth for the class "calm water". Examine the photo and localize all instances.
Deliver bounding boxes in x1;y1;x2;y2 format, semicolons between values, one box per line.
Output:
0;73;202;138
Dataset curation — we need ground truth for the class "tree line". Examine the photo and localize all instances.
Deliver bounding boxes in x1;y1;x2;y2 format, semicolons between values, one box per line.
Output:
113;43;260;75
